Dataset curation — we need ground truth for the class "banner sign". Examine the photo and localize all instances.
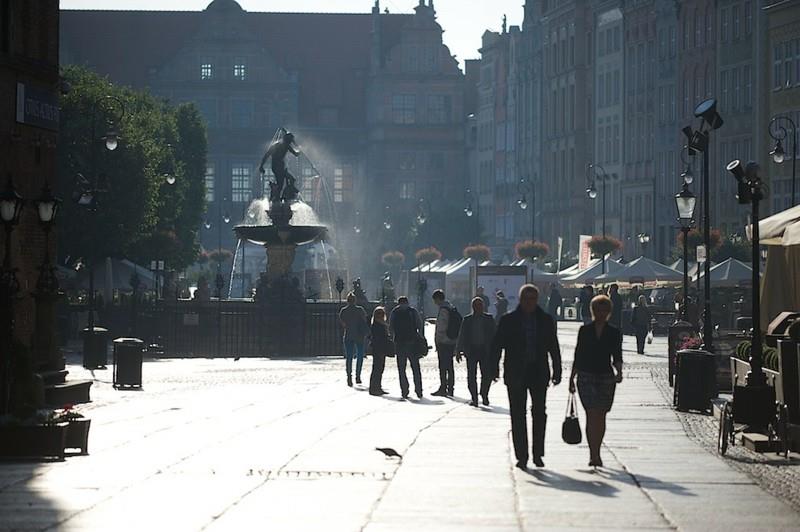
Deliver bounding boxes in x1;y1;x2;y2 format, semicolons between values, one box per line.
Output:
16;83;59;131
578;235;592;270
696;245;707;263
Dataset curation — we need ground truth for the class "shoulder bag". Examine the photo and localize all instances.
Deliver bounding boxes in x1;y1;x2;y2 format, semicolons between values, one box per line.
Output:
561;392;582;445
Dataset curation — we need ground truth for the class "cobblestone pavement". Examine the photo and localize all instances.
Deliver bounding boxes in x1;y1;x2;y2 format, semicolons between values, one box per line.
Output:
1;322;798;531
651;365;800;513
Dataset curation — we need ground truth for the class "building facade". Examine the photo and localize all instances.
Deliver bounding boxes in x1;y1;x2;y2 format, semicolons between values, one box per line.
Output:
61;0;465;259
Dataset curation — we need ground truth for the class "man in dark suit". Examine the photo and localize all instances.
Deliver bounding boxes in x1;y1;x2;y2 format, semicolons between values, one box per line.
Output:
492;284;562;469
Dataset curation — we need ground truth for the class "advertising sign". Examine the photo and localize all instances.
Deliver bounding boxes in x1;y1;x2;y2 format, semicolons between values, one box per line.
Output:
476;266;527;316
578;235;592;270
16;83;59;131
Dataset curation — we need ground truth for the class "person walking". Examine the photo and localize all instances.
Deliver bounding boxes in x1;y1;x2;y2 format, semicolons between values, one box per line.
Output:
495;290;509;322
608;284;623;329
568;295;623;467
389;296;425;400
631;295;651;354
476;286;491;310
368;307;392;396
432;289;459;397
339;292;368;387
456;297;497;407
579;285;594;324
547;285;563;321
492;284;562;470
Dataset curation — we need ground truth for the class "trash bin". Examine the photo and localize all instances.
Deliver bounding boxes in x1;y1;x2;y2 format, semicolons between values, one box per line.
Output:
673;349;716;414
668;321;698;387
81;327;109;369
113;338;144;388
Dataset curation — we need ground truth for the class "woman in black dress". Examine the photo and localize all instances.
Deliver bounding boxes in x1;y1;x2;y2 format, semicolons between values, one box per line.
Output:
568;295;623;467
631;295;651;354
368;307;392;396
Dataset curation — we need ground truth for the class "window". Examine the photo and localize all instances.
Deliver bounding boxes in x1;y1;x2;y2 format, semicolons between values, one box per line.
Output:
659;28;667;59
231;99;254;128
196;99;217;127
705;5;712;45
428;95;451;124
721;69;729;110
775;45;784;89
669;26;676;57
683;17;689;50
613;27;620;52
732;5;740;40
694;8;700;47
796;40;800;86
598;72;605;107
745;2;753;35
785;42;794;87
205;163;215;202
427;152;445;171
613;71;620;104
721;8;729;43
233;60;247;81
732;68;740;111
613;124;620;162
392;94;416;124
399;152;416;171
744;64;752;107
200;62;213;80
231;164;252;203
599;30;606;56
334;167;345;203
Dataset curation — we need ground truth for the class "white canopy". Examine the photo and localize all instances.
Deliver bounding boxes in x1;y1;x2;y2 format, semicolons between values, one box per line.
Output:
758;203;800;246
596;256;682;283
510;259;560;283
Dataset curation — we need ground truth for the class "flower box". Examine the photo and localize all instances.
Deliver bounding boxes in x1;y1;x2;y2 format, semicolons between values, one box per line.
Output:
64;419;91;455
0;423;68;461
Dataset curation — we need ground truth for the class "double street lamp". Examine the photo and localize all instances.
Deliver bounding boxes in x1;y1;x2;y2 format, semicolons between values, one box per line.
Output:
637;232;651;257
586;163;609;273
464;188;479;243
517;177;535;240
682;98;724;352
675;184;697;322
768;114;797;207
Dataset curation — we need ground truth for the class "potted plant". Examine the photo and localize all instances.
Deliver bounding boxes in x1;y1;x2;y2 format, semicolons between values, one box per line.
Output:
0;411;68;461
55;404;91;455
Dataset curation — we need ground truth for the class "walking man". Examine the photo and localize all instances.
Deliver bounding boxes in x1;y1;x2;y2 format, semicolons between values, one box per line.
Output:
432;289;459;397
492;284;562;470
495;290;509;323
608;284;623;328
389;296;425;399
339;292;368;387
456;297;497;407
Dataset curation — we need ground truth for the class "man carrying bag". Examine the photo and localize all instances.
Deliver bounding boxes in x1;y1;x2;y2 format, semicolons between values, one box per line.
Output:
389;296;425;400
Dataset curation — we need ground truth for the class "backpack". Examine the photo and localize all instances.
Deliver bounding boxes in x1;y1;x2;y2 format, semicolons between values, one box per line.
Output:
393;307;416;342
445;306;463;341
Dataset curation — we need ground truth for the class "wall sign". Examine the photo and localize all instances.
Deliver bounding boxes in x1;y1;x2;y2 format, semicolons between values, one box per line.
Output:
16;82;59;131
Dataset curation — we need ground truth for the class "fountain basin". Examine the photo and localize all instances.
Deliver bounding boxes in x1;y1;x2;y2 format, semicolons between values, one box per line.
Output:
234;224;328;246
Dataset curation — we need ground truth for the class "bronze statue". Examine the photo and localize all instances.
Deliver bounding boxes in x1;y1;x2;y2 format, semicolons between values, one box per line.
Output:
259;128;300;202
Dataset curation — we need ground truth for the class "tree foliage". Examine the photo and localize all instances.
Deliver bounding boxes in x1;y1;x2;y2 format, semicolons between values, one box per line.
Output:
57;66;207;270
463;244;491;262
587;236;622;258
515;240;550;261
415;246;443;264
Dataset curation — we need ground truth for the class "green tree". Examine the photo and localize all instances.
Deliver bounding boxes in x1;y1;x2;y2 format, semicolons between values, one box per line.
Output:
57;66;207;270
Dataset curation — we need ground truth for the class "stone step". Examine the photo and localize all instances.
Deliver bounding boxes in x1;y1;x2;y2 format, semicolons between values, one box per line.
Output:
44;380;93;407
742;432;782;453
38;369;69;385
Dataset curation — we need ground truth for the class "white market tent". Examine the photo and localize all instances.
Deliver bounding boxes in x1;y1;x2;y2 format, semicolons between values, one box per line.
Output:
596;256;682;284
509;259;560;283
759;204;800;328
561;258;624;285
692;257;755;287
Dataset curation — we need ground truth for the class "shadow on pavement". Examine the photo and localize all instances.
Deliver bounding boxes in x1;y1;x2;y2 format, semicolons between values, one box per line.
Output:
0;462;62;529
524;469;620;497
594;467;696;496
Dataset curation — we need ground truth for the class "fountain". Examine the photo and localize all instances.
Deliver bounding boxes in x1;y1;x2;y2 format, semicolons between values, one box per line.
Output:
233;129;328;303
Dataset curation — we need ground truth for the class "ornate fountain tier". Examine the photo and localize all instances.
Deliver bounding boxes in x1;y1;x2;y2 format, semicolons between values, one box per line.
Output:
233;199;328;303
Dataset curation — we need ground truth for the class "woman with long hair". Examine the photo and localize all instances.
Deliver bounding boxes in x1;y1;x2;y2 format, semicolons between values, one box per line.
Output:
569;295;623;467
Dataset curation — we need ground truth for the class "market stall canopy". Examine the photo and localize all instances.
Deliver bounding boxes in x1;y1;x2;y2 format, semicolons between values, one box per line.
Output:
510;259;560;283
595;256;682;284
75;258;158;291
561;258;624;284
692;257;755;287
758;203;800;246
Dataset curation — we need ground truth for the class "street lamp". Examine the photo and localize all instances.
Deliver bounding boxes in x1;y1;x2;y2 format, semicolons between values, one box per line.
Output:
34;180;62;295
517;177;535;240
586;163;609;273
353;210;362;234
0;174;23;415
768;115;797;206
416;197;430;226
680;145;695;185
682;97;724;352
675;184;696;322
383;205;392;230
464;188;479;243
637;232;651;257
727;159;773;425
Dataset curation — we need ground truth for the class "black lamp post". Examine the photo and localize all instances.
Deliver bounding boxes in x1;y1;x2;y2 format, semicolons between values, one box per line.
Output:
0;174;24;415
353;210;362;235
768;115;797;207
416;197;430;227
683;98;724;352
34;180;62;295
464;188;479;243
728;159;767;385
675;185;696;322
383;205;392;231
517;177;535;240
637;232;651;258
586;163;609;273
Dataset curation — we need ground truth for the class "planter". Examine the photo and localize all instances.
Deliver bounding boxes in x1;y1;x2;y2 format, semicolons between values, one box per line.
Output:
64;419;91;455
0;423;67;461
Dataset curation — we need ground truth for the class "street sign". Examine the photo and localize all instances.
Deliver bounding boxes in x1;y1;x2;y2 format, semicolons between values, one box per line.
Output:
696;245;707;263
16;83;59;131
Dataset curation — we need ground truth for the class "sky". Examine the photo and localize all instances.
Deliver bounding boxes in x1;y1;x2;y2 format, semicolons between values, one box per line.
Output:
59;0;525;64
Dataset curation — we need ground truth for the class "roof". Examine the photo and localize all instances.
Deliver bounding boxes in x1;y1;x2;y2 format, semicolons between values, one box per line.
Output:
60;9;412;128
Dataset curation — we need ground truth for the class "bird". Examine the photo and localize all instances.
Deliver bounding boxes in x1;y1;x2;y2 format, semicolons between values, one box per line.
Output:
375;447;402;459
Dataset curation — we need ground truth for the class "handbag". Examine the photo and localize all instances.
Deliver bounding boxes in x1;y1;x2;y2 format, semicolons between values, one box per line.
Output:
561;392;582;445
412;332;429;358
646;330;654;344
